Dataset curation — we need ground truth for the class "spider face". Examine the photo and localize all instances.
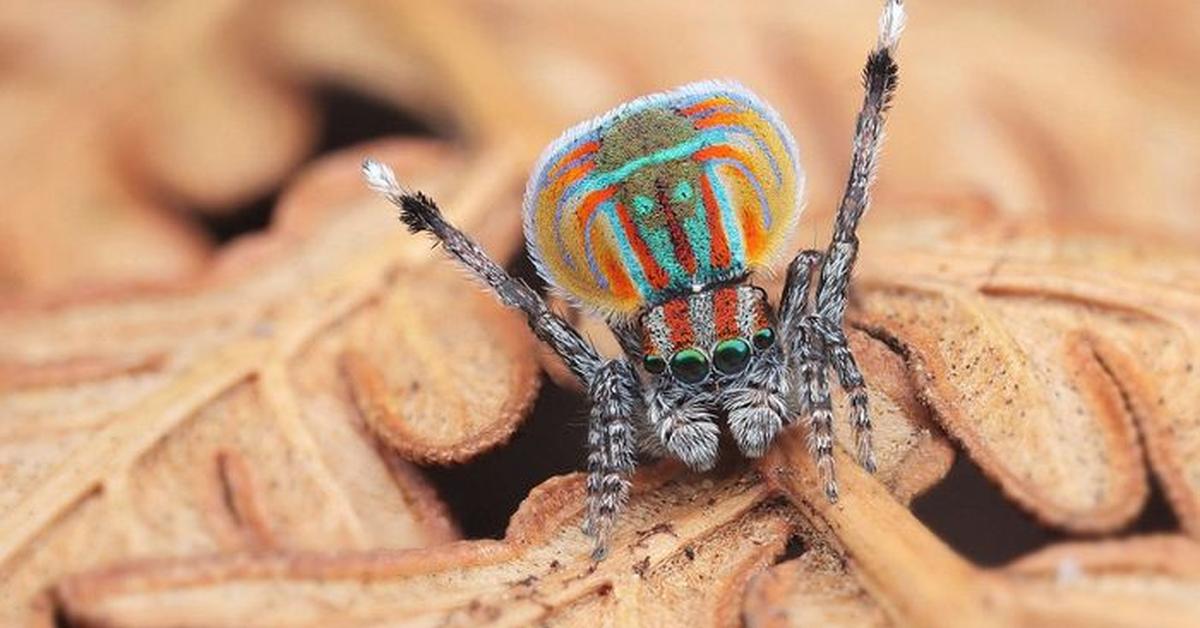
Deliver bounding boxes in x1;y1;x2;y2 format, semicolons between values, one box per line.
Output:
639;284;777;386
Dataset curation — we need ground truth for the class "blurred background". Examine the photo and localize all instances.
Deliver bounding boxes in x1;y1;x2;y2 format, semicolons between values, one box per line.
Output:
1;0;1197;298
2;2;1199;621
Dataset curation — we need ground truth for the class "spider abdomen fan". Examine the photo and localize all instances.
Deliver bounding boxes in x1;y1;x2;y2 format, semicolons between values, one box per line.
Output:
523;81;804;317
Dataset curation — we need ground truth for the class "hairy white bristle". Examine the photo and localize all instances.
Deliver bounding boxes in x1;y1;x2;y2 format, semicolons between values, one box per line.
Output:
877;0;906;51
361;158;402;196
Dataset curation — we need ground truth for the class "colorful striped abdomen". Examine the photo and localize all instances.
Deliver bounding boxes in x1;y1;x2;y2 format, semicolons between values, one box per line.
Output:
523;81;804;316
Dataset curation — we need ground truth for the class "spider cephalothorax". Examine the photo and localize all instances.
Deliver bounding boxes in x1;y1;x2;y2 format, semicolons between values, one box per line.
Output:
365;0;906;560
634;284;790;467
640;284;776;384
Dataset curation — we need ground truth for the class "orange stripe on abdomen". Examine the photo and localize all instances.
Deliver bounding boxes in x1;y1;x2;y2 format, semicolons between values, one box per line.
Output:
548;140;599;179
576;187;615;231
739;198;766;258
699;173;732;268
694;111;743;129
615;202;670;290
679;97;733;117
597;243;636;302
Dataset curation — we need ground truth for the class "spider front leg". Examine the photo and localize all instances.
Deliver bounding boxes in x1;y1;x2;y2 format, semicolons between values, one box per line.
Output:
363;160;640;560
582;360;639;560
813;314;875;472
779;250;874;499
780;251;850;499
779;0;903;497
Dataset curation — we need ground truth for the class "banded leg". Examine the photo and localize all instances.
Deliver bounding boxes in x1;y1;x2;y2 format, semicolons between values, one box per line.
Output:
780;251;843;494
797;322;838;500
779;0;904;493
814;317;875;471
363;159;603;381
810;0;900;472
814;0;902;319
779;249;823;341
583;360;639;560
363;160;641;559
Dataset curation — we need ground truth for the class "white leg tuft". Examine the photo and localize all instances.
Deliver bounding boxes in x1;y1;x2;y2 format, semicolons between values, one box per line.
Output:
877;0;906;52
361;158;405;198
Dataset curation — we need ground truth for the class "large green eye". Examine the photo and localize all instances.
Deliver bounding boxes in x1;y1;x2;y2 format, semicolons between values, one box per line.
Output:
713;338;751;374
753;327;776;350
632;194;656;215
669;348;709;384
642;354;666;375
671;180;694;203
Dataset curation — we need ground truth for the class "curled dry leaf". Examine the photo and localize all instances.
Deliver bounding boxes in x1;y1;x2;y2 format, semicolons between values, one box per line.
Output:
1002;535;1200;628
341;272;541;464
754;434;1200;628
0;139;540;625
55;467;786;628
0;1;450;293
51;315;950;627
852;197;1200;538
472;0;1200;242
743;540;890;628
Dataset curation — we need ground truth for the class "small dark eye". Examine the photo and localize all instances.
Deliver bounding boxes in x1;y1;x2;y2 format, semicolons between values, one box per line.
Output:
643;354;667;374
712;338;751;374
753;327;776;350
671;180;693;203
669;348;709;384
632;194;656;215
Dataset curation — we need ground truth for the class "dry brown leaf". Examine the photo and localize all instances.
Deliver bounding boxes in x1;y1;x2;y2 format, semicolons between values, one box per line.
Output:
0;2;297;291
54;466;785;628
1002;535;1200;627
48;317;949;627
4;1;1200;625
470;0;1200;241
851;197;1200;538
0;79;210;295
0;2;456;293
743;540;891;628
0;139;540;625
341;279;540;464
754;437;1200;628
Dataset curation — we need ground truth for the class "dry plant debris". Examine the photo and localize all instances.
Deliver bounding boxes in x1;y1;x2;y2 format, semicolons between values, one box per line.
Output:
752;430;1200;628
473;0;1200;242
4;0;1199;293
53;331;947;627
1;0;1199;626
0;140;539;626
853;197;1200;538
0;1;443;293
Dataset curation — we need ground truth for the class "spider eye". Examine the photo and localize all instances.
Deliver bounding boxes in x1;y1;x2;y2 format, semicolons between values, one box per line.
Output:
642;354;666;375
713;338;751;374
753;327;776;350
671;180;693;203
632;194;656;215
669;348;709;384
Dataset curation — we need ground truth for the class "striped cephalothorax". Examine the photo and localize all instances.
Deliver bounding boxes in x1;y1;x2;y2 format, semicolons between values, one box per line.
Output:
640;285;776;384
365;0;906;561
